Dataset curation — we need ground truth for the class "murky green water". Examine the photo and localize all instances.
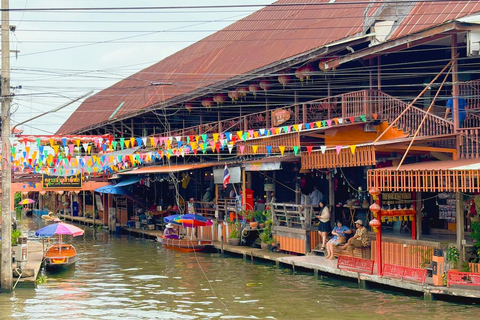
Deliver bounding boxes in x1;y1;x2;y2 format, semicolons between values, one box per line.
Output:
1;219;479;319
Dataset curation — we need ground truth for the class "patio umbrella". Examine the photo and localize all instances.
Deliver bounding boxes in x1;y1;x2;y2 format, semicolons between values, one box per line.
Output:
35;222;84;254
18;198;35;205
173;214;213;227
35;222;84;238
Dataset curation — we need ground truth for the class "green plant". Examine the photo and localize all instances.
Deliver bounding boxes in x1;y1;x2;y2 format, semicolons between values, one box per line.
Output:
229;222;240;239
243;210;255;221
254;210;266;223
410;247;433;268
446;245;460;269
14;193;22;214
11;229;22;246
259;231;273;244
471;221;480;249
460;261;471;272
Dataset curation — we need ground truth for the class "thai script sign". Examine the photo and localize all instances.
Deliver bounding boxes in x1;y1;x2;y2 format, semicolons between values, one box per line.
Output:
271;108;290;126
42;174;82;189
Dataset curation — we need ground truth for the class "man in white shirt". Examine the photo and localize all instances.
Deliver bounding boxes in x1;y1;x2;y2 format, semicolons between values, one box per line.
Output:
309;186;323;207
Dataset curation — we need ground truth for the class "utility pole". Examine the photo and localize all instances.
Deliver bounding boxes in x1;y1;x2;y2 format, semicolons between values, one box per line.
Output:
1;0;12;292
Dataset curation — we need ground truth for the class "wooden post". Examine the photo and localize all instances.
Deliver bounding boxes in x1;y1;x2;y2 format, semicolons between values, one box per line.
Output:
242;167;246;212
376;210;383;276
377;56;381;91
92;191;96;228
415;192;422;240
452;34;459;132
456;192;464;265
329;171;335;223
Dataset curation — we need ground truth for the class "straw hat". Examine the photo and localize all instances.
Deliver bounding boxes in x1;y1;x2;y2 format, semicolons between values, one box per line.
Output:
166;223;174;228
354;219;363;226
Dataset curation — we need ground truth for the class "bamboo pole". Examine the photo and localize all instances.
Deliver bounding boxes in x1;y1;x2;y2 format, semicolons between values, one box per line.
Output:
373;58;456;144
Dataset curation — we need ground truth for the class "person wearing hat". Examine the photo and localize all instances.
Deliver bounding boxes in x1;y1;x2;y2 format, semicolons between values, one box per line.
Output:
163;223;178;239
340;219;369;251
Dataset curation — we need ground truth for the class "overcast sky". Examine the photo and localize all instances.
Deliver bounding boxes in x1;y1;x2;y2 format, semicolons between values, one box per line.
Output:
9;0;274;135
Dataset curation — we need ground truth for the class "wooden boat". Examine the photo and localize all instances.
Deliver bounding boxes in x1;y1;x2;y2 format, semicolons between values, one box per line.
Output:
42;215;61;223
156;236;212;252
44;244;77;270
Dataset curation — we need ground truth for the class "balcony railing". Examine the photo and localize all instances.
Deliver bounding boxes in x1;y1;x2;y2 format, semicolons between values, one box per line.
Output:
162;89;460;141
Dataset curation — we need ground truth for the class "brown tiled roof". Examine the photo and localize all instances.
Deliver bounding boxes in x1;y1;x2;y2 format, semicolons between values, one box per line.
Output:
58;0;480;134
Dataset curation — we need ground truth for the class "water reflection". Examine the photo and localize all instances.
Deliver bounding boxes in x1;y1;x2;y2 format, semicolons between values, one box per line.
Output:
2;218;480;319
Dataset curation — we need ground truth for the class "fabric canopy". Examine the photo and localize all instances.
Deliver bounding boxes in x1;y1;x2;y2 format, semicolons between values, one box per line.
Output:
95;185;131;195
115;176;143;187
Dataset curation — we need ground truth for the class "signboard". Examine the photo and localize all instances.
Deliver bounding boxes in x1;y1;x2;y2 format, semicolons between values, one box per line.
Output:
245;162;281;171
42;174;82;189
271;108;291;126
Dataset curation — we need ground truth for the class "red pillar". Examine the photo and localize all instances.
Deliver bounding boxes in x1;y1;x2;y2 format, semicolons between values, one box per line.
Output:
376;210;382;276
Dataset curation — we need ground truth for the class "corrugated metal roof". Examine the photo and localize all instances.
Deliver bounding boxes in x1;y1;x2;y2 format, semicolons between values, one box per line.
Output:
373;158;480;171
59;0;480;134
58;0;370;134
391;0;480;39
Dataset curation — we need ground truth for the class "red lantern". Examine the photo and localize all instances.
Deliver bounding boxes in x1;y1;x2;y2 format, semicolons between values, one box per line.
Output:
369;218;381;233
236;87;248;98
213;93;226;105
185;102;194;112
369;202;381;217
201;97;214;109
259;80;271;92
228;90;240;102
278;74;291;88
302;65;315;80
295;67;306;82
249;83;261;97
369;187;381;200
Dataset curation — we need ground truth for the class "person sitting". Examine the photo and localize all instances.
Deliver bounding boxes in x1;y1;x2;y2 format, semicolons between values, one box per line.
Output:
325;220;352;260
340;219;370;251
163;223;178;239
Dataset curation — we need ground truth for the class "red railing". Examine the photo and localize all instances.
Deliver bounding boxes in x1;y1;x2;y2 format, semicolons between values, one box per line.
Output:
161;89;455;140
373;91;454;137
459;128;480;159
460;79;480;111
447;270;480;287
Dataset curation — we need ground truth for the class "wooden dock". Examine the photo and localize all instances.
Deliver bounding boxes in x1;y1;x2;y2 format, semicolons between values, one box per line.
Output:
13;241;44;288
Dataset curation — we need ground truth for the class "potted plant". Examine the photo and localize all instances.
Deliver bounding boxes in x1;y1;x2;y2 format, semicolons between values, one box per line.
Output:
254;210;266;228
259;219;273;250
446;245;460;270
11;229;22;246
228;222;241;246
244;210;258;228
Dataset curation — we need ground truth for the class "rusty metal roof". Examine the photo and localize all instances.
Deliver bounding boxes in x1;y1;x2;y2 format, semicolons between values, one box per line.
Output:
391;0;480;39
57;0;371;134
58;0;480;134
373;158;480;171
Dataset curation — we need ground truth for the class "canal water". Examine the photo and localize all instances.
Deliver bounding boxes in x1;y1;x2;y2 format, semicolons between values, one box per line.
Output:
0;219;479;319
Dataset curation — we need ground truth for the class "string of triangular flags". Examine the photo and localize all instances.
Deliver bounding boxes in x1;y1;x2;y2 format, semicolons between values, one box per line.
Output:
10;115;371;175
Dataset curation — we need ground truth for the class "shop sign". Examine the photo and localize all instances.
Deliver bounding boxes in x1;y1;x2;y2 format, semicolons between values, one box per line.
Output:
271;108;290;126
382;192;412;201
42;174;82;189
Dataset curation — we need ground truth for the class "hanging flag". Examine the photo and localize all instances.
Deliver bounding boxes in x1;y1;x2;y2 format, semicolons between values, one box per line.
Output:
307;146;313;155
252;145;258;154
336;145;342;155
320;146;327;154
223;163;230;189
349;145;357;155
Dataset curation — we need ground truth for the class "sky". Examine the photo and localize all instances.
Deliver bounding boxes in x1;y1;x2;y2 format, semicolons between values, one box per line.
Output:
9;0;274;136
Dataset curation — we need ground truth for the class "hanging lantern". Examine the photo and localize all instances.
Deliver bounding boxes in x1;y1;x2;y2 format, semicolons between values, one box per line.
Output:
369;202;381;218
278;74;291;88
369;218;381;233
369;187;381;200
249;83;261;97
185;102;194;113
259;80;271;92
201;97;214;109
213;93;227;105
295;67;306;82
228;90;240;103
302;65;315;80
236;87;248;99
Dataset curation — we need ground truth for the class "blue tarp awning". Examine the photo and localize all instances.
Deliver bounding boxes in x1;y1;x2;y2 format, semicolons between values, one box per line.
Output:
95;185;131;195
114;176;143;187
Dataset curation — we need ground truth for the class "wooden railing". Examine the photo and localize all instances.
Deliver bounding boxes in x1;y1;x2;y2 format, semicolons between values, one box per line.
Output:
374;91;454;137
270;203;315;230
460;79;480;111
459;128;480;159
464;113;480;128
162;89;456;140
